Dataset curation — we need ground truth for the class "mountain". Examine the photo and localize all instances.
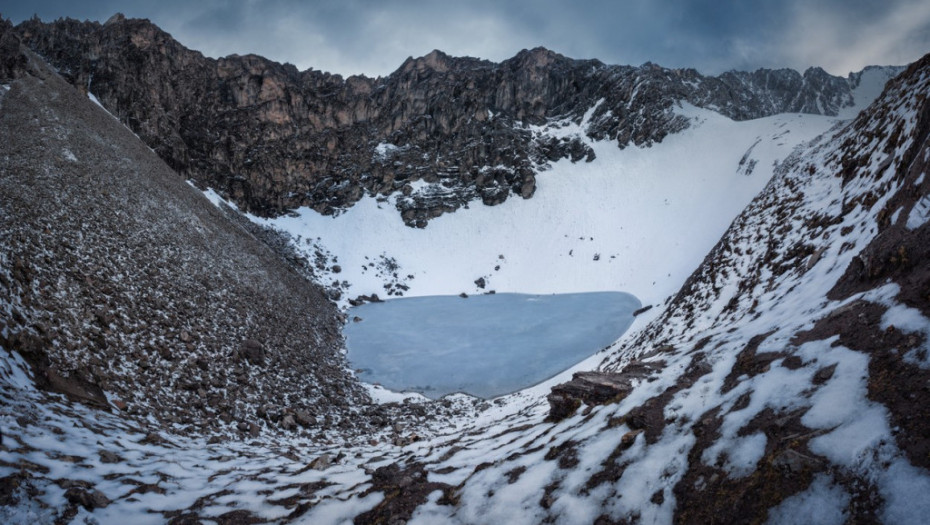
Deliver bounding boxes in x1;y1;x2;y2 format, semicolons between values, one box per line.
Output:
14;14;901;227
0;18;389;439
2;12;929;525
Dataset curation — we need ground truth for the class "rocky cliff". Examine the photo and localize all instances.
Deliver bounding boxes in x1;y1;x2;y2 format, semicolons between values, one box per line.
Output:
14;14;889;226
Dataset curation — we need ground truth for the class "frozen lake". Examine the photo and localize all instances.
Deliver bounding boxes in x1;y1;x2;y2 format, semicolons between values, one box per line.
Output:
343;292;641;399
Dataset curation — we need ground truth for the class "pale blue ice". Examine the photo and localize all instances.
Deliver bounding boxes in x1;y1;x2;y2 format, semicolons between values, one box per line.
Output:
343;292;641;399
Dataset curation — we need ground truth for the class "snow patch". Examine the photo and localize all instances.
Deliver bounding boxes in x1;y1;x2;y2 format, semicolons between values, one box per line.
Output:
906;195;930;230
765;474;849;525
374;142;402;159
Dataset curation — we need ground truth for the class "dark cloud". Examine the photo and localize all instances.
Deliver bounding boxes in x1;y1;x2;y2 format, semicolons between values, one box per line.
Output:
3;0;928;76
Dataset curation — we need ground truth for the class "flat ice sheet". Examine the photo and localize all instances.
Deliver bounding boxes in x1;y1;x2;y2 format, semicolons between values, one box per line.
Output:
343;292;640;399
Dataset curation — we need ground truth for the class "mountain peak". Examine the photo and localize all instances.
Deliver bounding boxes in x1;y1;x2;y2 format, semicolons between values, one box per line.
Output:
511;46;564;68
104;12;126;26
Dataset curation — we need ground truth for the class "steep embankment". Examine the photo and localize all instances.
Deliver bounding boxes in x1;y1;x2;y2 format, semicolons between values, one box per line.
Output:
0;21;373;438
15;14;894;227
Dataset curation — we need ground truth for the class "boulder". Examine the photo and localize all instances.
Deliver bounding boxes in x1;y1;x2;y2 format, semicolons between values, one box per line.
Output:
547;361;663;421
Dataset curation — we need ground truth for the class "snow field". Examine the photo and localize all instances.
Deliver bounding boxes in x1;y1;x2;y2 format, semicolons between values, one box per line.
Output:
248;103;844;311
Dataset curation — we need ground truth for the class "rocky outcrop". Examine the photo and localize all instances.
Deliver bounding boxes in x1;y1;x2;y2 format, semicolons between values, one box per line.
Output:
13;14;889;226
547;361;664;421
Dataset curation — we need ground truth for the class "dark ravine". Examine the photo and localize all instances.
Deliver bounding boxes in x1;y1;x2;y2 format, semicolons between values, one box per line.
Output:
13;14;894;226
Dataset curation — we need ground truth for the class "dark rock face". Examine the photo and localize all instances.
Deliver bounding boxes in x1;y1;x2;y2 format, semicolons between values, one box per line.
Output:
13;15;878;226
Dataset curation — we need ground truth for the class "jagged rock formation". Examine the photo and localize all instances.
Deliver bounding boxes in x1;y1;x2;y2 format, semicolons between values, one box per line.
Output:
0;20;375;437
13;14;888;226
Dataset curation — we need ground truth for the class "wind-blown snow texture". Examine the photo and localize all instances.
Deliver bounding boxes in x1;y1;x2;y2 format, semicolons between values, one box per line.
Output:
2;15;930;524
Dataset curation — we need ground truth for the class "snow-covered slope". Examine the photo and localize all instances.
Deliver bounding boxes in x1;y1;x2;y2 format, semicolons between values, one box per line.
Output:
388;54;930;523
247;105;844;310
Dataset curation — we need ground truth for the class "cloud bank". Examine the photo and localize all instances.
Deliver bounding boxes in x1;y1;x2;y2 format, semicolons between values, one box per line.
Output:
3;0;929;76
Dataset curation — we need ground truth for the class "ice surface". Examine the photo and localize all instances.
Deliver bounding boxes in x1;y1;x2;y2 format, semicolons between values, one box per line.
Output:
343;292;640;398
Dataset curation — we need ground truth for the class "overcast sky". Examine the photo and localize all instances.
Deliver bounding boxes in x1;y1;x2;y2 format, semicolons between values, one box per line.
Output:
3;0;930;77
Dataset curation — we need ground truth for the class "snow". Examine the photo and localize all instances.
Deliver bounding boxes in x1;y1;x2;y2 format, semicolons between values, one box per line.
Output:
200;186;234;209
880;302;930;368
765;474;849;525
87;92;118;121
247;104;840;312
343;292;640;398
362;383;431;404
906;194;930;229
838;66;902;119
374;142;402;158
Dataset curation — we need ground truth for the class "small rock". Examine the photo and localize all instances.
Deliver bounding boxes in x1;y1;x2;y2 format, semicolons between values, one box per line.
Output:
294;409;314;427
64;487;110;510
240;339;266;365
281;414;296;430
633;305;653;316
813;364;837;385
620;429;643;449
310;454;333;470
99;450;121;464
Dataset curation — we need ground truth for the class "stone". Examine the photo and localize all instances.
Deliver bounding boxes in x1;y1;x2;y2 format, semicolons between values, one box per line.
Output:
64;487;110;510
309;454;333;471
547;362;664;421
240;339;266;365
620;429;643;449
99;450;121;464
281;414;296;430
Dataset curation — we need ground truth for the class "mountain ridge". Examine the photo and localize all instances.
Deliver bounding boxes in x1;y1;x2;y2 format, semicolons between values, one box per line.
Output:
12;14;903;226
